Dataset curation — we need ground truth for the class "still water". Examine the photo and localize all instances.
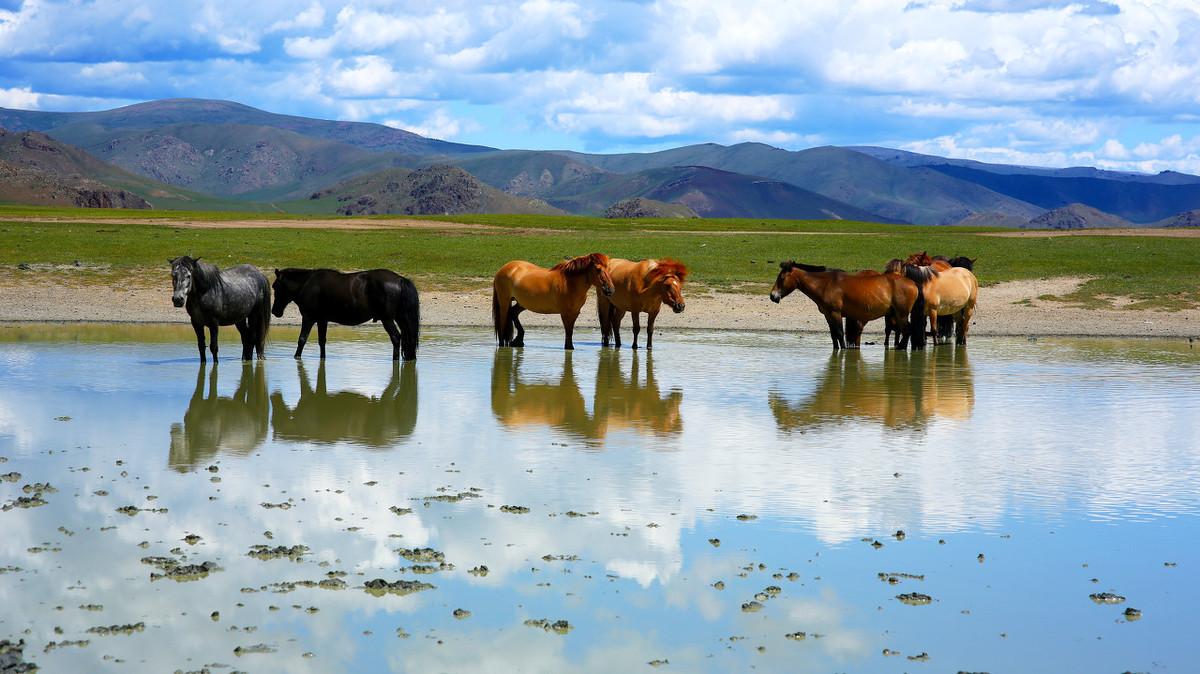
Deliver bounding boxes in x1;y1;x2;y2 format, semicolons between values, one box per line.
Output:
0;325;1197;673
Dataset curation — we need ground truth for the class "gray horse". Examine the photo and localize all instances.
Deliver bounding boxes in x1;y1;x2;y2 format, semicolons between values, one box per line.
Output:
169;256;271;363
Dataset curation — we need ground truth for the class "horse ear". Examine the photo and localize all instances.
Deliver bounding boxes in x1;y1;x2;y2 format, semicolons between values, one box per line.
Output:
167;257;174;264
274;268;279;275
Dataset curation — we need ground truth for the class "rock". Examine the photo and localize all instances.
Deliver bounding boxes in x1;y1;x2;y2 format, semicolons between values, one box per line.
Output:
603;197;698;219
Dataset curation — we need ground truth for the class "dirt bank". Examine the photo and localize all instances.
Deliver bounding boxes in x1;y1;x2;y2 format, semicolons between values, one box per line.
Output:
0;276;1196;338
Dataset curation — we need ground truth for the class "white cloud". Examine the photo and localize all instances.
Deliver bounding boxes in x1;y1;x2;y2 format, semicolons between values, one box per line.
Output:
386;109;480;139
268;1;324;33
0;85;39;109
326;55;405;97
78;61;147;85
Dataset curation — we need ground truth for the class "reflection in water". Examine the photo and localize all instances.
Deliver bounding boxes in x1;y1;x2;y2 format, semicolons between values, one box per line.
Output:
769;347;974;431
490;349;683;441
270;360;417;447
168;362;269;470
593;350;683;438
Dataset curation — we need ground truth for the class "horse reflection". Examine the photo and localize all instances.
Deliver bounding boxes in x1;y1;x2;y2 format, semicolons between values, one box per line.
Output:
491;350;596;439
769;347;973;431
270;360;417;447
593;351;683;438
169;362;269;470
490;349;683;441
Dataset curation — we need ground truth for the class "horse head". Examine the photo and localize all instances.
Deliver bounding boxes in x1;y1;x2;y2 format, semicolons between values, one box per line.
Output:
271;268;306;318
770;261;828;303
648;260;688;314
904;251;934;267
584;253;614;297
884;258;904;275
169;256;198;307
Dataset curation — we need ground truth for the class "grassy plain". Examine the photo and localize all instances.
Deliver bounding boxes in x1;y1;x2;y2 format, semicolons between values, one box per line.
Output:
1;206;1197;308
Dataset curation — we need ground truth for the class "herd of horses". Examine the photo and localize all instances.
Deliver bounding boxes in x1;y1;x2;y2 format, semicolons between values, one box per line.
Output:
167;250;977;362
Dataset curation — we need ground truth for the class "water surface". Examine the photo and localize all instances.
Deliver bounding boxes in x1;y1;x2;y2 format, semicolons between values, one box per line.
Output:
1;325;1197;673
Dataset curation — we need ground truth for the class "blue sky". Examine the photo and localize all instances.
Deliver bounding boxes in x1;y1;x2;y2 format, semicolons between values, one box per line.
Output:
1;0;1199;172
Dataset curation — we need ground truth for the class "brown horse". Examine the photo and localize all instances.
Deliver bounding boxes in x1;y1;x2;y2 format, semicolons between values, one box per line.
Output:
597;258;688;350
902;252;979;347
882;259;908;348
769;261;917;349
493;253;615;350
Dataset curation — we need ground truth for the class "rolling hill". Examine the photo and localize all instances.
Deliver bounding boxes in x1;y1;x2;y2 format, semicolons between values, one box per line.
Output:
0;127;239;209
300;165;563;216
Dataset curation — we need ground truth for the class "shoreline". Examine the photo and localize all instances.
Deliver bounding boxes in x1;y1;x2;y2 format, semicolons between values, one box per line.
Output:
1;276;1197;338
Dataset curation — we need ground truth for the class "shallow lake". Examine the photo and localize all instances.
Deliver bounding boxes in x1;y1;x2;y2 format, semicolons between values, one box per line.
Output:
1;324;1198;673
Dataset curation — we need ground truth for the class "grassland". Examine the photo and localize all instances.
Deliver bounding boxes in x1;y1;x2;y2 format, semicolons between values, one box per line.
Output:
1;206;1197;309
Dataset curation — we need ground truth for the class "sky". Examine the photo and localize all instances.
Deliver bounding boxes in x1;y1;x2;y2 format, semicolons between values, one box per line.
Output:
1;0;1199;173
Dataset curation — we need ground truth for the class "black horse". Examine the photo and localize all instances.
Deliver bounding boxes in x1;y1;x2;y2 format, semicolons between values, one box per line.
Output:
272;268;420;361
170;256;271;363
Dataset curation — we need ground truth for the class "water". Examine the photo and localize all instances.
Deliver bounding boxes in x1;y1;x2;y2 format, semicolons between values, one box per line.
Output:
1;325;1198;673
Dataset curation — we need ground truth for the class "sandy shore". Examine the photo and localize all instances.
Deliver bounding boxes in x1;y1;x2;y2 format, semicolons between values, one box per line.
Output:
0;276;1197;338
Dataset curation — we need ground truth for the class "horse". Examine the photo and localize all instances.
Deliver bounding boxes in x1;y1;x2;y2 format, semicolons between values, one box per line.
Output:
169;256;271;363
902;252;979;348
881;259;909;348
925;255;978;339
271;268;419;361
597;258;687;350
492;253;615;350
769;261;917;350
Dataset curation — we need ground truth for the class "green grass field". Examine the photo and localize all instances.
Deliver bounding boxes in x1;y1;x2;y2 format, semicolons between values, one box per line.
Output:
1;206;1197;309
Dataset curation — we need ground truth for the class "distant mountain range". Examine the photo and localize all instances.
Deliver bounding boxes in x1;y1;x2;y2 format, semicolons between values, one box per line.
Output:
2;97;1200;227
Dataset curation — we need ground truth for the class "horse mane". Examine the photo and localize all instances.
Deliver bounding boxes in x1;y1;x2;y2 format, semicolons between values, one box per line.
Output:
175;255;223;291
780;261;838;273
646;259;688;283
904;251;934;267
552;252;609;275
903;264;939;283
948;256;976;271
884;258;904;274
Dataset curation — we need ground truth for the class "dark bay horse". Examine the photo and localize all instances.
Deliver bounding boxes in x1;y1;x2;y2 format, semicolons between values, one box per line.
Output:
272;268;420;361
769;261;916;350
169;256;271;363
492;253;614;350
598;258;688;350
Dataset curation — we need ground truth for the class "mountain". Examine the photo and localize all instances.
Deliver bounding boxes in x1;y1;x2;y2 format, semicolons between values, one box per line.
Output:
603;198;698;219
303;165;563;216
0;98;493;156
1025;203;1132;229
444;150;611;198
0;127;229;209
560;143;1042;224
1153;210;1200;228
850;146;1200;185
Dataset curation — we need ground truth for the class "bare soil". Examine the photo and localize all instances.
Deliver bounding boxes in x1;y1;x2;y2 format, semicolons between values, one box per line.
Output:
1;276;1196;337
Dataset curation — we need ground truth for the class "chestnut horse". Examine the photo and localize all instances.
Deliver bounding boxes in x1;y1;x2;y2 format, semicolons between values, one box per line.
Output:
769;261;917;349
493;253;615;350
597;258;688;350
903;252;979;348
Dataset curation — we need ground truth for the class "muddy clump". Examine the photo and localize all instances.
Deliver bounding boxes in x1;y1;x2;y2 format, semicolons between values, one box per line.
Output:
389;506;413;516
741;601;763;612
1089;592;1126;605
116;505;168;516
397;547;445;564
525;618;572;634
1124;607;1142;620
247;545;309;561
233;643;276;656
897;592;933;606
363;579;434;597
785;632;806;641
259;501;293;510
87;622;145;636
500;505;530;514
0;472;19;483
142;556;219;582
468;565;489;577
2;495;47;511
0;639;37;673
452;608;471;619
42;640;88;653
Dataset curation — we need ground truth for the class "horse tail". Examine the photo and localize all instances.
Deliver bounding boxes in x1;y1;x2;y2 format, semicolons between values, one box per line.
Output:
393;276;420;361
904;266;933;350
492;284;513;346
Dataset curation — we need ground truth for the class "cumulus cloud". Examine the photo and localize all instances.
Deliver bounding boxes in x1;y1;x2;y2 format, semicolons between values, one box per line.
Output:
0;0;1198;166
0;84;39;108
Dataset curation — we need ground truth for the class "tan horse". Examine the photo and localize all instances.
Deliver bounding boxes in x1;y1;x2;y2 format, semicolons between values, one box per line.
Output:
769;261;917;350
597;258;688;350
903;252;979;347
493;253;615;350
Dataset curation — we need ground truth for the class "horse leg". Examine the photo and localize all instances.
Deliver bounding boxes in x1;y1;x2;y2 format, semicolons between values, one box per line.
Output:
510;304;526;348
562;310;579;350
208;324;219;363
845;318;863;349
598;295;611;347
382;317;402;361
928;311;940;346
631;312;641;350
823;313;842;350
646;311;658;350
317;320;328;360
884;315;893;349
192;320;207;364
612;309;626;348
957;305;974;345
296;317;314;359
235;319;252;361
